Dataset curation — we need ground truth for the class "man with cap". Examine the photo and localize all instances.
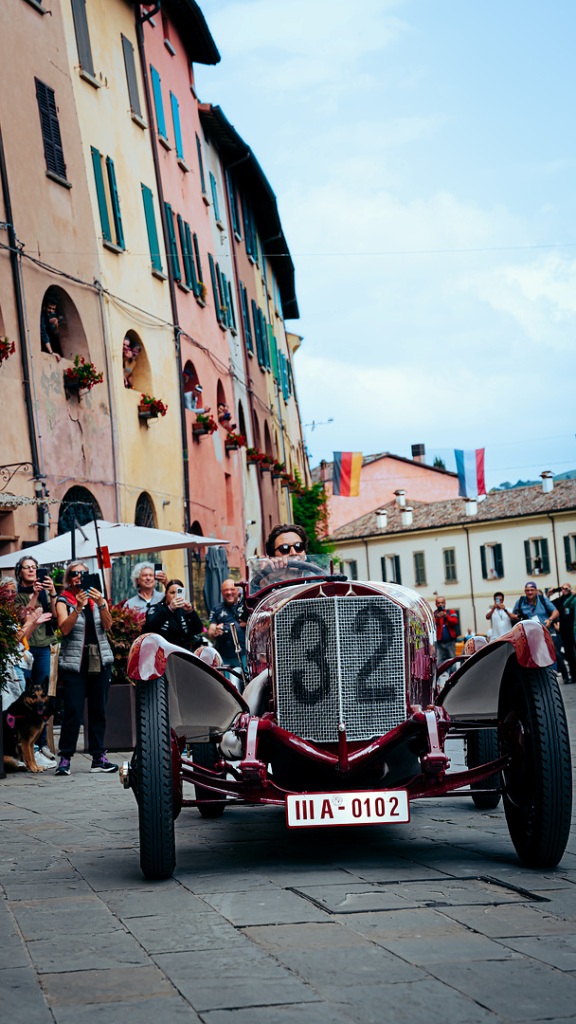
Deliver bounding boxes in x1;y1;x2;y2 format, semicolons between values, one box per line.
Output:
510;582;559;631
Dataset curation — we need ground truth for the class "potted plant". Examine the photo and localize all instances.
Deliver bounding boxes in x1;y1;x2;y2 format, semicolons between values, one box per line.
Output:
64;355;104;396
138;393;168;421
246;447;264;466
260;454;275;473
0;336;16;367
272;460;286;480
195;281;207;304
192;412;218;438
224;431;247;452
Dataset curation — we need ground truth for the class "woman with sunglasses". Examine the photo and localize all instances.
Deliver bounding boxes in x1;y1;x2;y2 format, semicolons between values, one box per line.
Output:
54;562;117;776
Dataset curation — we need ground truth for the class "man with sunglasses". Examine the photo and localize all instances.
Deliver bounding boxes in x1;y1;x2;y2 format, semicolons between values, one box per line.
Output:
264;524;308;562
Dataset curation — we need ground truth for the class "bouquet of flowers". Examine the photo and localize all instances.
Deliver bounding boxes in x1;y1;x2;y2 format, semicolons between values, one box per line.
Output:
0;336;16;367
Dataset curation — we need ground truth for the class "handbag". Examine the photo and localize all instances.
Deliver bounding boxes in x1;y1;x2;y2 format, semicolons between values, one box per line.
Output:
87;643;102;674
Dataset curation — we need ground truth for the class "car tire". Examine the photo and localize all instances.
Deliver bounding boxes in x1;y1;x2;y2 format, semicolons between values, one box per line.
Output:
191;742;227;818
499;665;572;868
135;677;176;880
466;729;502;810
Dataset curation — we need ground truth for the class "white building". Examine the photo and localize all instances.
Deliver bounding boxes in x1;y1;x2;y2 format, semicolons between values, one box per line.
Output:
331;478;576;635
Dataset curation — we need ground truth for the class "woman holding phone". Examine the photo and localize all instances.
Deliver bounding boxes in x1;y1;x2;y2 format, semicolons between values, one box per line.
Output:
142;578;204;650
14;555;58;764
54;561;117;776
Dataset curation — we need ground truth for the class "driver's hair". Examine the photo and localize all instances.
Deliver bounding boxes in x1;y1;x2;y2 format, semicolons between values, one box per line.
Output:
265;523;308;557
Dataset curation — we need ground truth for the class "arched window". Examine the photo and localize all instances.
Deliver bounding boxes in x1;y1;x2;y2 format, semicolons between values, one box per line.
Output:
264;422;273;458
134;491;156;528
237;401;247;440
122;329;151;392
41;287;89;363
253;413;261;451
58;486;102;534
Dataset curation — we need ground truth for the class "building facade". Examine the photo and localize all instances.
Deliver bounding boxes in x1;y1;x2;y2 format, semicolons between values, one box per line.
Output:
331;479;576;635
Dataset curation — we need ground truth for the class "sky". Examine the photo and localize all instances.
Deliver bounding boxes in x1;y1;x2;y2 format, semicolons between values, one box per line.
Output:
195;0;576;490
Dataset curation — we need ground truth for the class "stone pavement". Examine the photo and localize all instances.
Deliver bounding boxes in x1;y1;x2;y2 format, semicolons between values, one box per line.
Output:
1;685;575;1024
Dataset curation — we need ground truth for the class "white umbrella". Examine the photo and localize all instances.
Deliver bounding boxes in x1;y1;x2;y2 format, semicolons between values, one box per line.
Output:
0;520;228;569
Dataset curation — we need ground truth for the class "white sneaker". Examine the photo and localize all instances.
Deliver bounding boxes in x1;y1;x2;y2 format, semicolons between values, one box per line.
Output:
35;752;57;769
40;745;56;761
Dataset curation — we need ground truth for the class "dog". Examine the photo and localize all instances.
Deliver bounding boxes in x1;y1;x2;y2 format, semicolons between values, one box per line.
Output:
3;684;50;772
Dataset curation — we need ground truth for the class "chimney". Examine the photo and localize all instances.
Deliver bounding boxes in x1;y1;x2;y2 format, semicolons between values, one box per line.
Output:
375;508;388;530
401;506;413;527
394;489;406;508
465;498;477;516
411;443;425;464
541;470;554;493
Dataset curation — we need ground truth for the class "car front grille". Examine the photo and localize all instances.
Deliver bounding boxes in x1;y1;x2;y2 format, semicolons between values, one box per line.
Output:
273;595;406;743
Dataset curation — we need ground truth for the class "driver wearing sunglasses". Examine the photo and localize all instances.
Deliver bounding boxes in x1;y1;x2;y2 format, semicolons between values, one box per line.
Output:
264;524;308;565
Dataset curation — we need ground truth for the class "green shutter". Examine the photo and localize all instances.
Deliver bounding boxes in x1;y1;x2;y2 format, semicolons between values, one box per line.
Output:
183;223;198;293
381;557;387;582
91;147;111;242
170;92;184;160
241;286;253;353
209;171;221;221
524;540;532;575
164;203;181;282
177;215;193;287
192;233;203;285
480;545;487;580
227;282;236;331
565;535;573;571
494;544;504;578
208;254;220;317
541;538;550;574
141;184;162;272
150;66;167;139
269;327;279;380
394;555;402;585
106;157;125;249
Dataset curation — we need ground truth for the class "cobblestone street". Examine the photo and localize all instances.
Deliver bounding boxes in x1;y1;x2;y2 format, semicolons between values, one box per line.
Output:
1;684;575;1024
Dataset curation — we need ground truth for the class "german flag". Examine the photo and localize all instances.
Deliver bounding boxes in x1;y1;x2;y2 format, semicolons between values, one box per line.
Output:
332;452;363;497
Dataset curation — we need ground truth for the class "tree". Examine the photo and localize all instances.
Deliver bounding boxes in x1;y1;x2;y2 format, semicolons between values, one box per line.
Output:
433;456;446;470
292;479;333;554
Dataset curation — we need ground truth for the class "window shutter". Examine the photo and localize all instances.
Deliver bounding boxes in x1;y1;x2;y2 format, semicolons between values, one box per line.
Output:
494;544;504;578
380;557;387;582
394;555;402;585
150;66;167;139
565;535;573;571
261;311;270;368
209;172;221;221
524;540;532;575
208;254;220;316
35;79;67;179
170;92;184;160
480;545;487;580
240;286;253;353
121;35;141;117
90;147;111;242
105;157;125;248
178;216;193;288
196;134;206;193
192;233;203;285
269;327;279;380
227;282;236;330
141;185;162;271
183;223;198;293
141;184;163;272
541;538;550;574
71;0;95;76
226;171;241;236
164;203;181;282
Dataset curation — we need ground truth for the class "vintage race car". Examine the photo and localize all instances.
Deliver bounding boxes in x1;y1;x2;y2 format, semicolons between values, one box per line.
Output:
121;559;573;880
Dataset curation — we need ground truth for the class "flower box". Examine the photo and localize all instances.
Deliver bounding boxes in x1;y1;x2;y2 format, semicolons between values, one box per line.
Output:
64;355;103;396
0;337;16;367
138;393;168;422
138;407;158;422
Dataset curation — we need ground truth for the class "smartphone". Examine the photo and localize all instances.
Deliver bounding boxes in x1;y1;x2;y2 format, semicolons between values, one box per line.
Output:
37;567;49;583
155;562;164;577
175;586;185;599
81;571;102;592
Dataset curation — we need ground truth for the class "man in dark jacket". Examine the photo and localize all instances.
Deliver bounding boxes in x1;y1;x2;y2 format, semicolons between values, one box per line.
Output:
434;596;459;664
207;579;246;678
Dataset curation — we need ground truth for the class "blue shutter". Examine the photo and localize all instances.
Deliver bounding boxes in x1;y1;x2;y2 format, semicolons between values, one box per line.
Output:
170;92;184;160
164;203;181;282
105;157;125;249
177;215;193;287
208;254;221;319
150;66;167;139
226;171;241;237
269;327;278;380
251;300;263;365
209;171;221;221
227;282;237;330
196;133;206;194
90;147;111;242
141;184;162;272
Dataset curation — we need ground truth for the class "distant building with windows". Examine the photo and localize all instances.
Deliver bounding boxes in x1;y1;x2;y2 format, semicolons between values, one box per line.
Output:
331;479;576;635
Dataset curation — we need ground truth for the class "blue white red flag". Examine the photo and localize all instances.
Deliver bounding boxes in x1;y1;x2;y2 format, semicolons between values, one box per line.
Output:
454;449;486;498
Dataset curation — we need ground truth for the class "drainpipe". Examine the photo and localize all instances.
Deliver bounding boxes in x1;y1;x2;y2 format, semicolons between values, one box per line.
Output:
135;10;194;588
547;512;560;587
463;525;478;633
95;282;120;520
0;121;47;540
